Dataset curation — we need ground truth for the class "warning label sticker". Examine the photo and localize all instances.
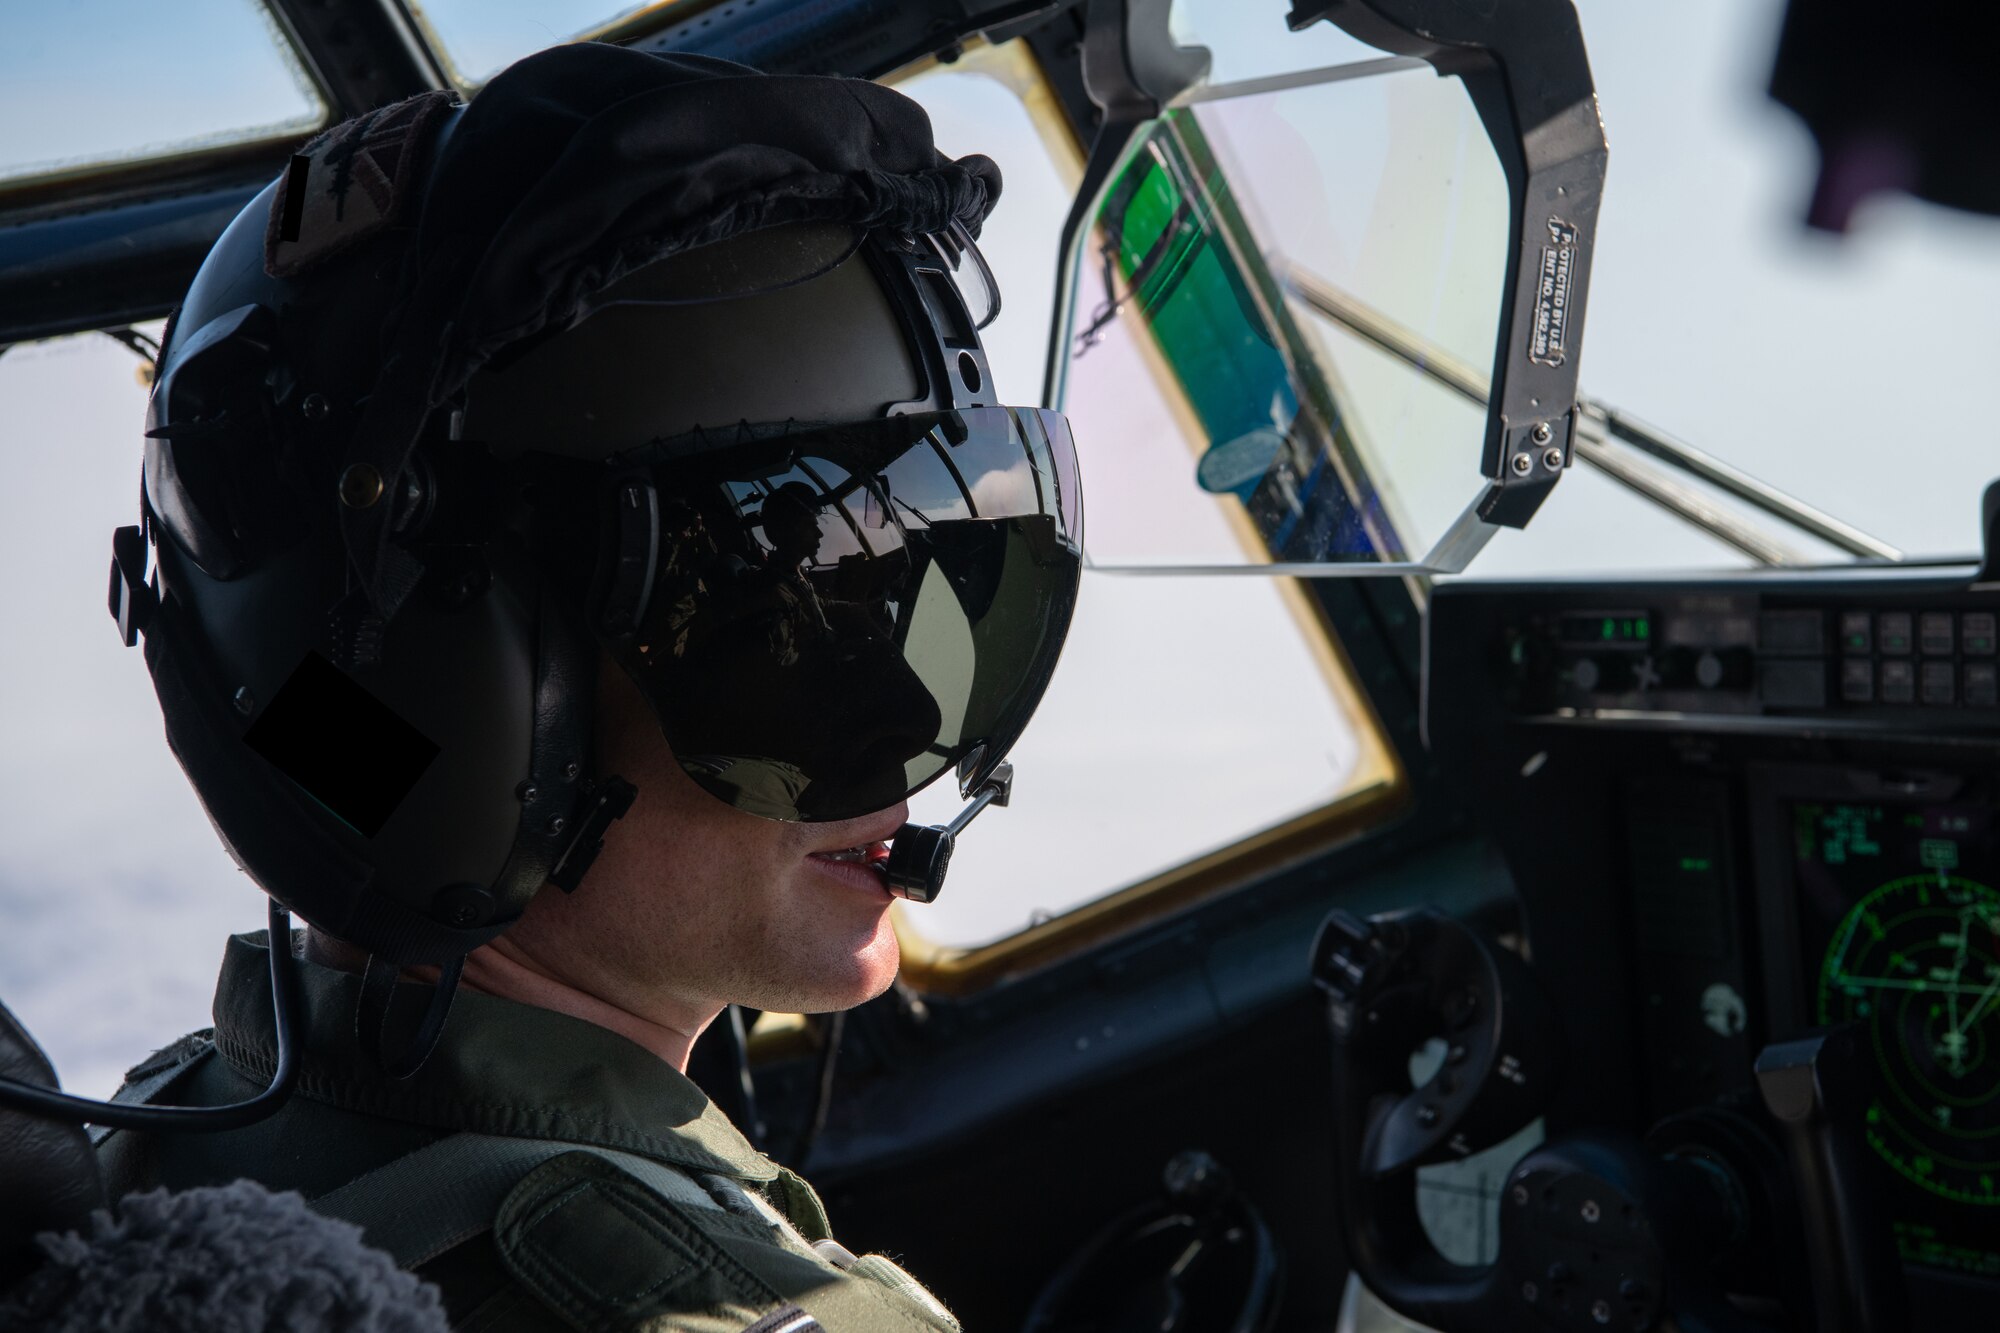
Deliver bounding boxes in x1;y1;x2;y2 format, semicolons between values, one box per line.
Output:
1529;216;1579;367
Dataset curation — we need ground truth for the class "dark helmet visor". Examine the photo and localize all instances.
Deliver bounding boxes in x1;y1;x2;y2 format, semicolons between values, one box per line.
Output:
602;406;1082;822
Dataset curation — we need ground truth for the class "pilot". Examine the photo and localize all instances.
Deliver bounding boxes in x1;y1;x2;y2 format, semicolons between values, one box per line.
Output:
85;40;1083;1331
729;481;840;668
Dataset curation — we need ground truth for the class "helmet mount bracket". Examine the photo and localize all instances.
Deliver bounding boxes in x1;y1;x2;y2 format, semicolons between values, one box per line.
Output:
548;776;640;893
869;234;999;416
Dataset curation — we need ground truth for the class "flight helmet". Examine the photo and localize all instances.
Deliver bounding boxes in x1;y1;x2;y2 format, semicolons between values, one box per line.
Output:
115;44;1085;980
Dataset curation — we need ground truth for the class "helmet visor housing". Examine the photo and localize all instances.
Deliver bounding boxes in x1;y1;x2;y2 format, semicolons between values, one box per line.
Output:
564;407;1081;822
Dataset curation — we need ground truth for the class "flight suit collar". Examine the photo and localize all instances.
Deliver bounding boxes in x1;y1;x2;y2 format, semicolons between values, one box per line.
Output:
210;930;779;1183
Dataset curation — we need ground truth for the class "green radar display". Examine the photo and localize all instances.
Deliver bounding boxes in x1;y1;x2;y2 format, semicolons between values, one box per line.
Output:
1817;873;2000;1207
1794;799;2000;1276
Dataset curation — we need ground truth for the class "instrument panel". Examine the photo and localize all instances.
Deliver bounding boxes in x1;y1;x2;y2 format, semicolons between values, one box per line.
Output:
1467;585;2000;728
1426;567;2000;1319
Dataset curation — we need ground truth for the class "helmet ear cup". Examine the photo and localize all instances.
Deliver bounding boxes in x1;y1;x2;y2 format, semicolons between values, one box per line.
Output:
487;562;607;911
144;303;302;580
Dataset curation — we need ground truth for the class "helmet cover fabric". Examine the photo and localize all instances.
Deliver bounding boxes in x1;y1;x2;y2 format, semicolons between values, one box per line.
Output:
272;43;1003;622
264;90;456;279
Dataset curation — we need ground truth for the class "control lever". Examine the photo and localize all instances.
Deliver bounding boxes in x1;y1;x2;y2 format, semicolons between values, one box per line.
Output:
1754;1028;1909;1333
880;761;1013;905
1314;908;1560;1177
1311;908;1560;1325
1314;909;1794;1333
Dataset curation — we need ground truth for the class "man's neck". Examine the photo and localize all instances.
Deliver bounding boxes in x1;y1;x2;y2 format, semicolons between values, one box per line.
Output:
302;927;712;1072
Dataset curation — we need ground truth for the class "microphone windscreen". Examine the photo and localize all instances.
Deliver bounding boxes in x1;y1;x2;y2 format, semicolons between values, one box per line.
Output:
0;1177;449;1333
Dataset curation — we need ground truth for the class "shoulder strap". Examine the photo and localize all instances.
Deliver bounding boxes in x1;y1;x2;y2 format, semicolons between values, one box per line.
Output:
308;1132;729;1269
87;1033;218;1146
314;1133;960;1332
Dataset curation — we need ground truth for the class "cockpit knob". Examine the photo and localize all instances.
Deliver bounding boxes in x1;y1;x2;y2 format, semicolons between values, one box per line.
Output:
1694;648;1753;690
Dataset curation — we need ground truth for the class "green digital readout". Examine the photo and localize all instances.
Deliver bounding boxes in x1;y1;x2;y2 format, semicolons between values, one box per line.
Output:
1796;803;1884;865
1557;612;1651;646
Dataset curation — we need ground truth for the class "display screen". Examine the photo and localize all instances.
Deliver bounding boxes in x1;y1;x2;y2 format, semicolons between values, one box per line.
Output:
1557;612;1651;646
1792;799;2000;1276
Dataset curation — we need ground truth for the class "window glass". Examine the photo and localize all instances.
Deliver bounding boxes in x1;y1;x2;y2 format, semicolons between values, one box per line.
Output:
893;44;1397;953
1057;63;1510;573
0;2;325;187
1464;460;1758;580
1470;0;2000;576
404;0;670;88
1171;0;1382;84
0;330;261;1099
1553;0;2000;565
1176;1;2000;577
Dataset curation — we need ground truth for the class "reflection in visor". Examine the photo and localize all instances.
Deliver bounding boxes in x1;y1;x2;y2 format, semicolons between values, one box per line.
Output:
604;407;1082;822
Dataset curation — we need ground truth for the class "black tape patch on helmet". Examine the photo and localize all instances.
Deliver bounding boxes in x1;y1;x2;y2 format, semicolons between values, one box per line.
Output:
264;90;457;280
242;651;441;838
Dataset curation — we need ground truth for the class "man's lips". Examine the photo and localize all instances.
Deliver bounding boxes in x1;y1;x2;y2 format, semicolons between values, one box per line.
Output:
803;806;904;895
806;839;894;897
807;840;891;866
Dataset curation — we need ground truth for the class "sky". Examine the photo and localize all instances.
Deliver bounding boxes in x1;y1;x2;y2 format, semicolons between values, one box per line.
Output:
1482;0;2000;573
3;0;1999;1098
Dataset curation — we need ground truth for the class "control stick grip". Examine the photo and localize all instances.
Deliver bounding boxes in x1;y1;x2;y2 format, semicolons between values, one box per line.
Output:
1753;1026;1908;1333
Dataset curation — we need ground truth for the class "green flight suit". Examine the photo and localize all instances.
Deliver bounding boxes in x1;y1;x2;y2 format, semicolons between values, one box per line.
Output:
96;931;958;1333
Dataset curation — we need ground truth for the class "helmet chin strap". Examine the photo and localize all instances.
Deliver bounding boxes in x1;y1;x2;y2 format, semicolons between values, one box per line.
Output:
880;761;1014;905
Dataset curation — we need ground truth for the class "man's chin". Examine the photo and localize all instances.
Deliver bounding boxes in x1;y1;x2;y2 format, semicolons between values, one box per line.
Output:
820;925;902;1011
747;919;901;1015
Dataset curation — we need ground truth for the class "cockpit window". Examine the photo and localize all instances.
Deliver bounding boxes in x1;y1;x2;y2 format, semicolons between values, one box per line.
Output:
0;327;258;1097
401;0;675;89
0;1;325;190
